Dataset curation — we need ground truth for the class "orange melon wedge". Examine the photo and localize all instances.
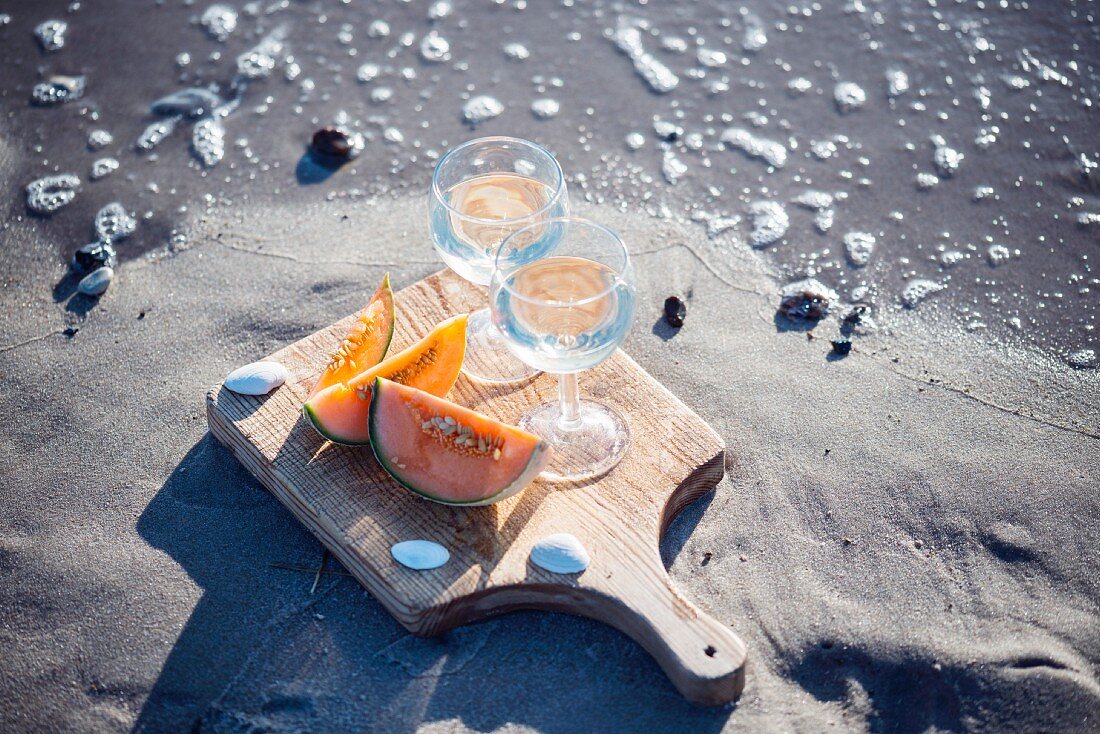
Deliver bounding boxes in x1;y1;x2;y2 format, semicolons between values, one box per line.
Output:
309;274;395;397
303;314;467;445
369;377;550;505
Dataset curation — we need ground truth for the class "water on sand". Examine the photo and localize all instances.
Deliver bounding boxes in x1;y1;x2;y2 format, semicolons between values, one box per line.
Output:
1;0;1096;368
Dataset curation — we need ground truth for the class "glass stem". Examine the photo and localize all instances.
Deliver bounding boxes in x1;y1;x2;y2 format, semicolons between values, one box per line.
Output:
557;372;582;429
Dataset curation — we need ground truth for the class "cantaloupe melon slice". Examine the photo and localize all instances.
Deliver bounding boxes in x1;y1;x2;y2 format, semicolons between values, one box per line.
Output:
309;274;395;397
303;314;467;445
368;377;550;505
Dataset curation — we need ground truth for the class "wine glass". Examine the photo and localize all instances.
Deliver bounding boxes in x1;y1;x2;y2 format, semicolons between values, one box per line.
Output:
429;136;568;383
490;217;636;481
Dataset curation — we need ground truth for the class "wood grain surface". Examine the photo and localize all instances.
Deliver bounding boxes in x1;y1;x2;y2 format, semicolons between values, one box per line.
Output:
206;270;747;705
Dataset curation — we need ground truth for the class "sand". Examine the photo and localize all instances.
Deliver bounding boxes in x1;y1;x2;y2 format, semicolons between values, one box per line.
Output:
0;197;1097;733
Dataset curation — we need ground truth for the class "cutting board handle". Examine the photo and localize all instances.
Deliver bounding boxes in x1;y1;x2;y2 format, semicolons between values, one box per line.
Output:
586;551;747;706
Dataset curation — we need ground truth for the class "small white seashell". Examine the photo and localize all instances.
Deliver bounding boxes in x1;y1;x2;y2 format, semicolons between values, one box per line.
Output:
391;540;450;570
78;266;114;296
531;533;590;574
224;361;288;395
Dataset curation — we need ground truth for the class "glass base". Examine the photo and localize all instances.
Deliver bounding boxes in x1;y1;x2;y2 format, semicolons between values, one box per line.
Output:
520;400;630;482
461;308;540;384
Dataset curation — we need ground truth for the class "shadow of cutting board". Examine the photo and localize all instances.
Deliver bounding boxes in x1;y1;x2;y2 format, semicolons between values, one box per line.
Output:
206;270;746;705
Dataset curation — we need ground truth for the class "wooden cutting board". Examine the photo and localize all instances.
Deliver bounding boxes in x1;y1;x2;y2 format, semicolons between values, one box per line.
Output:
206;270;746;705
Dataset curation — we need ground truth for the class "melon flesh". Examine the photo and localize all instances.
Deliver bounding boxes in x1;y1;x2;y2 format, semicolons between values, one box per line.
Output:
369;378;550;505
303;314;467;445
309;274;395;397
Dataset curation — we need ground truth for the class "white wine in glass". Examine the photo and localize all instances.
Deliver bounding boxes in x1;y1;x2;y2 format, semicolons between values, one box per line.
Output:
490;218;636;482
429;137;568;383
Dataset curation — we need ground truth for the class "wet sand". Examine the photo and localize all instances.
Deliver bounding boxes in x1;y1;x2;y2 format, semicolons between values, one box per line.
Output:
0;0;1097;359
1;197;1097;732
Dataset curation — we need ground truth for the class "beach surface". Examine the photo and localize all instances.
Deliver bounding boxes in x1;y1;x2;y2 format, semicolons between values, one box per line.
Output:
2;0;1099;730
1;197;1097;732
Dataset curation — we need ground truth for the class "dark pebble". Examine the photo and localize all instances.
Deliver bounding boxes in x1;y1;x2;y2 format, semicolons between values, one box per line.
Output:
778;279;836;320
843;303;870;323
780;293;829;319
831;339;852;356
71;241;117;273
311;127;361;160
663;295;687;328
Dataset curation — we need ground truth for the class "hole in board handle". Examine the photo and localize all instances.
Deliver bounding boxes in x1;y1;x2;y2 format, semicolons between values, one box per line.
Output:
704;645;717;657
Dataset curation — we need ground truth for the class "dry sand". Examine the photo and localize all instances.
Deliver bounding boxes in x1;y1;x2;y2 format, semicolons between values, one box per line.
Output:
1;197;1098;732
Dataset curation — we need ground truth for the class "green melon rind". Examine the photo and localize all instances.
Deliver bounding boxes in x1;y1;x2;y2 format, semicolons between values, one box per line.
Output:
367;377;550;506
374;274;396;365
303;398;372;446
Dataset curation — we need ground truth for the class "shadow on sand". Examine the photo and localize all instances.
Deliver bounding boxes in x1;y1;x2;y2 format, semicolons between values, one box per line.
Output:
651;315;682;342
772;311;818;334
133;435;325;731
52;270;99;318
295;152;344;186
134;433;735;732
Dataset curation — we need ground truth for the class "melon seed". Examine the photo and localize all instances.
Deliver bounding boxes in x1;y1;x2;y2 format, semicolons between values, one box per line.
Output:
389;347;438;384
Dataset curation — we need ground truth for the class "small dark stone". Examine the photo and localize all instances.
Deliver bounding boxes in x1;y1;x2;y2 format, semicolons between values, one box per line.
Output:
71;241;117;273
663;295;687;328
843;303;870;323
311;127;362;161
778;278;837;321
63;326;79;337
830;339;852;356
312;128;350;157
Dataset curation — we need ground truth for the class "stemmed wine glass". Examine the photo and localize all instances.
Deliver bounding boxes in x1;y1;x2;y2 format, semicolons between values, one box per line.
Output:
489;218;636;481
429;136;568;383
